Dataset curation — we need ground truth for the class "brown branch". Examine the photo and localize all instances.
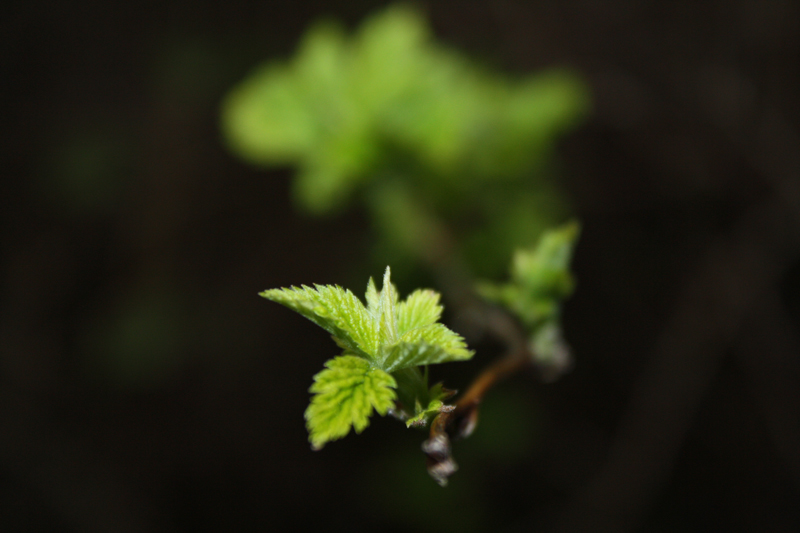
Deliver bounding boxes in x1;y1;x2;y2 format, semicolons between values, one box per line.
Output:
405;195;577;485
453;349;531;418
423;347;532;486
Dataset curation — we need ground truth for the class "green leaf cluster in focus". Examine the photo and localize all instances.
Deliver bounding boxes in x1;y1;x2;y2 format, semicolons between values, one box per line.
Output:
261;267;472;449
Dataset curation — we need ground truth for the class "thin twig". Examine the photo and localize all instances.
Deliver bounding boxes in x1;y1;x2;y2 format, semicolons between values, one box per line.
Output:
423;347;532;485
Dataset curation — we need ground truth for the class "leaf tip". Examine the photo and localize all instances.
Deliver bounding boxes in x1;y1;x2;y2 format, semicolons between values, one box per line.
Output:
382;265;392;288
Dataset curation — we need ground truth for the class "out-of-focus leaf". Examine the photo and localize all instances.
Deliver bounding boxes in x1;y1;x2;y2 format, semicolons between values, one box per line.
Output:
221;64;319;164
478;221;580;329
221;3;590;223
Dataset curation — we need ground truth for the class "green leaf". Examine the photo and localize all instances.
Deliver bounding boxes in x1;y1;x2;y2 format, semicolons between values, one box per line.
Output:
220;63;318;165
259;284;379;359
478;221;580;330
382;342;448;374
390;367;455;426
305;355;397;449
292;117;379;214
377;267;399;344
396;288;443;334
351;4;429;113
365;276;380;315
404;380;455;428
261;266;472;371
403;323;472;359
293;21;349;110
405;400;448;428
380;283;471;371
263;266;473;440
511;221;580;293
381;324;472;372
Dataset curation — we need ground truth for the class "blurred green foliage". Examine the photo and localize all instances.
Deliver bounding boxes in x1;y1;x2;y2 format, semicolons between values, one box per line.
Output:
222;3;589;276
478;223;579;375
478;222;579;330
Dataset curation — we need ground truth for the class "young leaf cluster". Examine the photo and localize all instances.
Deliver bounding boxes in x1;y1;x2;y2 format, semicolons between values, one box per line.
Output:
221;4;589;216
478;222;580;370
260;267;472;449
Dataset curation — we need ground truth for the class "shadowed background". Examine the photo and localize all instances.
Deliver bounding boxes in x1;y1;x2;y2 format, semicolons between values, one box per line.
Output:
3;1;800;531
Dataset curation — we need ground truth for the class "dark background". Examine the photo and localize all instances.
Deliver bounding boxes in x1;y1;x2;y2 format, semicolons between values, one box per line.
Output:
3;1;800;531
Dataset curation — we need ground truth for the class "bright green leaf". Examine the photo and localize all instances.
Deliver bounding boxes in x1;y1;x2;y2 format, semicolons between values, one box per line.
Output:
382;342;446;373
377;266;399;344
261;266;471;372
380;323;472;372
381;340;467;373
305;355;397;449
365;276;380;316
396;288;443;335
259;284;378;359
403;323;472;358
